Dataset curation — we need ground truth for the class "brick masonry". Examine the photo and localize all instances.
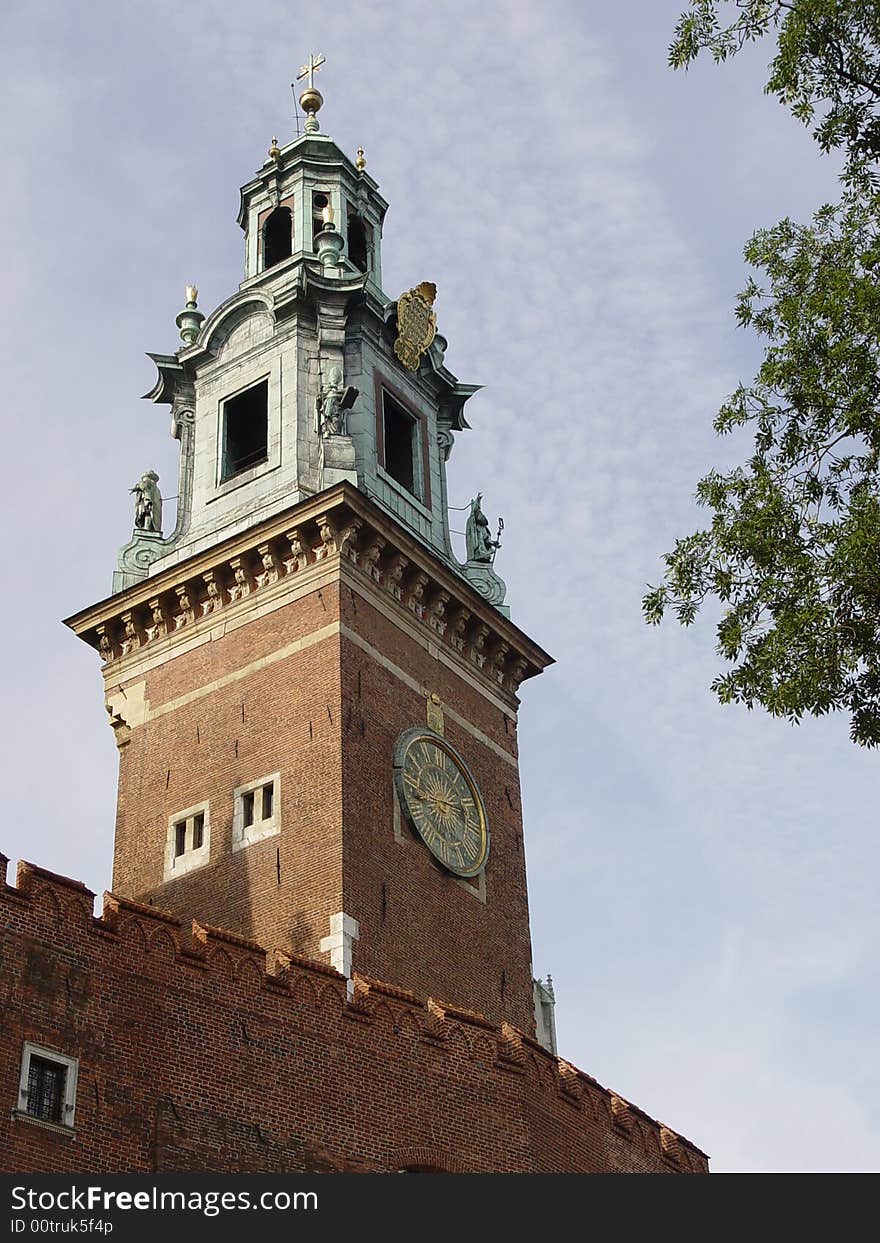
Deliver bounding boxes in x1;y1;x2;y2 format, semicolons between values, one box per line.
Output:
0;859;708;1173
22;487;710;1173
102;508;541;1031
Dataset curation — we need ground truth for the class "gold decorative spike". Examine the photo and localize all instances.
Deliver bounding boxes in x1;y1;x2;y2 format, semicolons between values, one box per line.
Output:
394;282;438;371
356;146;366;171
268;136;281;162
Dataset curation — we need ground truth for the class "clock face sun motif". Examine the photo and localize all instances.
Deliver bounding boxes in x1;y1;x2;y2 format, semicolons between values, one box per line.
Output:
393;728;490;878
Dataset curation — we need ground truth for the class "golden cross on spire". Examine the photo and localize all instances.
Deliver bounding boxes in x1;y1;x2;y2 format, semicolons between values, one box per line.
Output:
297;52;325;91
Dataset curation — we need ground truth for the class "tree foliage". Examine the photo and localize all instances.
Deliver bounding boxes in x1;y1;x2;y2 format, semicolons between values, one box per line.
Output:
669;1;880;168
646;2;880;744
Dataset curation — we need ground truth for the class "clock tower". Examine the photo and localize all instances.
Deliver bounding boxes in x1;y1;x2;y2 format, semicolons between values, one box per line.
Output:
66;68;553;1038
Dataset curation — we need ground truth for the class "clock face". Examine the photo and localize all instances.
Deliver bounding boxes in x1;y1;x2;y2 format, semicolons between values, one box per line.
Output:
393;728;490;878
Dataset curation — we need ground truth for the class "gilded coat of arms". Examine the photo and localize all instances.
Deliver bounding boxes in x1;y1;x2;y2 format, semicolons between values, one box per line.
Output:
394;282;437;371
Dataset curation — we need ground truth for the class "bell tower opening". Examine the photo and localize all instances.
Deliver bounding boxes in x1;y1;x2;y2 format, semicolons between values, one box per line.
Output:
347;209;370;273
262;207;293;269
312;192;329;249
220;379;269;481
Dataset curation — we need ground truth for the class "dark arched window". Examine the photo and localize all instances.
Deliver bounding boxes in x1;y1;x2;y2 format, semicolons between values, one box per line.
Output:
263;207;292;270
347;212;370;273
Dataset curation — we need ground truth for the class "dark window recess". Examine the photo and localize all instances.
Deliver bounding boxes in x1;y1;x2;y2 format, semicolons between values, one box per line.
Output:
222;380;269;481
262;207;292;269
174;822;187;857
262;782;274;820
312;192;329;249
347;211;370;273
242;790;255;828
192;813;204;850
383;392;417;496
26;1057;65;1123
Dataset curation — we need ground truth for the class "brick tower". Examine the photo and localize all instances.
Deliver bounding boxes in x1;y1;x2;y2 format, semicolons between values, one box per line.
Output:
3;66;709;1175
66;71;553;1038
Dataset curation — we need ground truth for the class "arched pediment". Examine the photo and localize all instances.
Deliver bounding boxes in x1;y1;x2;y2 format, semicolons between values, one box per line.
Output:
199;291;276;357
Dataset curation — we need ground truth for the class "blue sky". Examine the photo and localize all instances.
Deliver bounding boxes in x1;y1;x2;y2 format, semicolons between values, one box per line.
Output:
2;0;877;1172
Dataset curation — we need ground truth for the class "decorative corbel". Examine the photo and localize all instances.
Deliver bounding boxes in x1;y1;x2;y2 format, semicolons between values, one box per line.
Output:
505;656;529;693
337;517;363;562
406;571;430;618
447;607;470;652
382;553;409;601
201;570;224;615
469;623;490;669
314;514;337;560
360;534;386;581
255;543;280;588
96;623;116;665
145;598;168;642
284;528;310;573
120;611;143;656
228;557;252;602
488;640;510;685
173;584;195;629
425;590;450;635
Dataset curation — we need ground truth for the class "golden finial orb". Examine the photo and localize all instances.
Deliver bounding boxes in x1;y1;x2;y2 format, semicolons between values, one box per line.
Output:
268;136;281;162
296;52;326;133
356;146;366;171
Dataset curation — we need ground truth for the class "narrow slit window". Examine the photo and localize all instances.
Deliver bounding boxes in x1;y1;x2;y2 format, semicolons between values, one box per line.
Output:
262;782;274;821
382;391;417;496
221;380;269;482
192;812;204;850
174;821;187;857
242;790;255;828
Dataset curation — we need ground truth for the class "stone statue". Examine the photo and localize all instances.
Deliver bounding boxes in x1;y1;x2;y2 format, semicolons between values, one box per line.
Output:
465;494;502;564
315;366;358;438
131;471;162;534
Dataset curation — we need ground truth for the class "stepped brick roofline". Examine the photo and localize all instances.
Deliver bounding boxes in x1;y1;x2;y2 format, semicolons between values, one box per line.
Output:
0;853;708;1171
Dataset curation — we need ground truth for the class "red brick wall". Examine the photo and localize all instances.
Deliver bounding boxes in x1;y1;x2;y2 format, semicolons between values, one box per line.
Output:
112;583;345;964
110;565;536;1029
338;587;535;1033
0;860;708;1174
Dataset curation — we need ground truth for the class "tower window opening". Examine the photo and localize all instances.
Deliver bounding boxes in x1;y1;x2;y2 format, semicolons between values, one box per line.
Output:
347;210;371;273
382;391;417;496
221;379;269;482
232;774;281;851
312;192;329;248
165;803;211;879
18;1044;79;1129
262;206;292;270
26;1057;65;1123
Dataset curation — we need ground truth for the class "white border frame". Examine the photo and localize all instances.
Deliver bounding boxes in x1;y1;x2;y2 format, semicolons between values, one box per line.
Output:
232;771;281;851
164;800;211;881
18;1042;79;1129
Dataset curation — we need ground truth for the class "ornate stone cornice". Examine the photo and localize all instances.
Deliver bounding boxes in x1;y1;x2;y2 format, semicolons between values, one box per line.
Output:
65;483;553;701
